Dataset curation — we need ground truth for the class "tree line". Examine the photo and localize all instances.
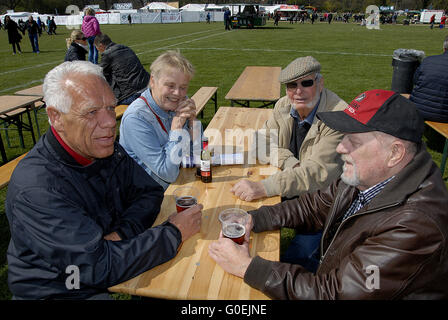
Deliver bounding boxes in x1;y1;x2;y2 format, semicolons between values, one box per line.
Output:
0;0;445;15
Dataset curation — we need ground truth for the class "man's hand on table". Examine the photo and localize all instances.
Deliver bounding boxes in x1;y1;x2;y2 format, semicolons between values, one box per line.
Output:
231;179;267;201
169;204;203;242
208;215;253;278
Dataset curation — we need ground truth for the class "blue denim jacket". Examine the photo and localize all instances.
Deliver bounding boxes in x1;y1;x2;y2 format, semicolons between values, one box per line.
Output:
119;88;202;190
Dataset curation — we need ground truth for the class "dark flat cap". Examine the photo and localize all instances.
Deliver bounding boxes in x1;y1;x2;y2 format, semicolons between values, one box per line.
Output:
278;56;321;84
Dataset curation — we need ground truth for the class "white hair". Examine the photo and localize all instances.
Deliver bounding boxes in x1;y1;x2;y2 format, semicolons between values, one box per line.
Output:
43;61;105;114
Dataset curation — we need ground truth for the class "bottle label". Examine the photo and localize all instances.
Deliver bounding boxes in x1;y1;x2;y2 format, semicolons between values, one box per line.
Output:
201;160;211;174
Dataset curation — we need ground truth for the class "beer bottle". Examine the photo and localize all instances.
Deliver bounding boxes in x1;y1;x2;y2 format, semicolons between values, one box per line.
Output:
196;136;208;177
200;137;212;183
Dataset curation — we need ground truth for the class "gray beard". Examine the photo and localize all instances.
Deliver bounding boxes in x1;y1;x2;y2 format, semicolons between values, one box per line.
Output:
340;159;360;187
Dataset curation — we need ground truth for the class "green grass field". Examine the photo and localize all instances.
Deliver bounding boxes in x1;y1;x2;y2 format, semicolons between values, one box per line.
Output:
0;20;447;300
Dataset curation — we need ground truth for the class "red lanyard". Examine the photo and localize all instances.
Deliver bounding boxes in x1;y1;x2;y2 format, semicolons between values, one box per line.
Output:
139;96;168;134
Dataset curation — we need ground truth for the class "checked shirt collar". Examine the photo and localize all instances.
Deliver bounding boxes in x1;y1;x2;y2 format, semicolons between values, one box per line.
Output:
342;176;395;222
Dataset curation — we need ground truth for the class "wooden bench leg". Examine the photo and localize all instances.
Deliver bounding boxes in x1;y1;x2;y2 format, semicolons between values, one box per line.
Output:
441;138;448;177
0;132;7;164
213;91;217;113
25;109;36;144
33;107;41;138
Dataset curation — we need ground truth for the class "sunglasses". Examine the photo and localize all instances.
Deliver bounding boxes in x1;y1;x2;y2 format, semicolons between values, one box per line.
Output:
286;78;316;90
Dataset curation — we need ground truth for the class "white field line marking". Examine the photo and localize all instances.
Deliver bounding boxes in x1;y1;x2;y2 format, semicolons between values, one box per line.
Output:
0;29;221;76
0;79;44;93
0;61;62;76
129;29;220;48
172;47;392;57
136;30;235;55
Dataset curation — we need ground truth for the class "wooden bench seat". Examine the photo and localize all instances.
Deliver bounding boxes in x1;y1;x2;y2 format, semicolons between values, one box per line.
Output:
115;104;128;120
0;152;27;189
191;86;218;118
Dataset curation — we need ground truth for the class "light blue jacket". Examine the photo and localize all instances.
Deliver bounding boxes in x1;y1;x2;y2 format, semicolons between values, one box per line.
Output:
119;88;202;190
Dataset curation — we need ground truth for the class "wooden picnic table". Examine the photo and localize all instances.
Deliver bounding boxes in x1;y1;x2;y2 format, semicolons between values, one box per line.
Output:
109;107;281;300
225;66;281;108
0;95;41;164
425;121;448;177
15;84;45;138
14;84;44;97
400;94;447;177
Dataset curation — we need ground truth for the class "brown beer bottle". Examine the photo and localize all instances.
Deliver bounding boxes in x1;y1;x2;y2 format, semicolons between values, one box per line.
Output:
200;137;212;183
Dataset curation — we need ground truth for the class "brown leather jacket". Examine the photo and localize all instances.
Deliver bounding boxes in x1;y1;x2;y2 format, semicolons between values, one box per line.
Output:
244;144;448;299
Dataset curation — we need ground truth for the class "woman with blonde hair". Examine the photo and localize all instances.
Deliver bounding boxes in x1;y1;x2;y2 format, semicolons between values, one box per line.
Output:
64;30;88;61
119;50;202;190
81;7;101;64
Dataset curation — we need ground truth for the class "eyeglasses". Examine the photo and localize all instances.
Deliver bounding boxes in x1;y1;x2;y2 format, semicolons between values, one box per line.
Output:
286;78;316;90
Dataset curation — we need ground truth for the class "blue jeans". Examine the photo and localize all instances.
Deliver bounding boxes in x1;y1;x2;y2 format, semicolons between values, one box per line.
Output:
280;231;323;274
87;36;98;64
29;33;39;53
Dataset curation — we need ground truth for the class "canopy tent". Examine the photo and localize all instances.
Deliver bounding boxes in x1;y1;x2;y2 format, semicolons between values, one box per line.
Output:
275;5;300;12
262;5;281;14
180;3;205;11
204;4;225;11
140;2;178;11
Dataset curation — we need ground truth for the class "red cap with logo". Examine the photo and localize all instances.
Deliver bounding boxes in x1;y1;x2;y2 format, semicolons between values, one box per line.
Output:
317;89;424;143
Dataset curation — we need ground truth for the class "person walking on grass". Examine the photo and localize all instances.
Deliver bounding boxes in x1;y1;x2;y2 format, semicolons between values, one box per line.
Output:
82;7;101;64
24;16;40;53
4;15;23;55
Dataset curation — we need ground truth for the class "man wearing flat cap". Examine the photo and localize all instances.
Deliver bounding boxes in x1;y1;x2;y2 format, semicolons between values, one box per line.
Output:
231;56;347;270
231;56;347;201
210;89;448;299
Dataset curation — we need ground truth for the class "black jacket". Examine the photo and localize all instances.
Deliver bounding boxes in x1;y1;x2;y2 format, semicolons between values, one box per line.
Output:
4;19;22;44
24;20;39;35
99;42;150;103
6;128;182;299
64;42;87;62
410;51;448;123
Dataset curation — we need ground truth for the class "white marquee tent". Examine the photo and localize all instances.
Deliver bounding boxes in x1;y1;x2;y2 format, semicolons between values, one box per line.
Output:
180;3;205;11
140;2;178;11
204;4;225;11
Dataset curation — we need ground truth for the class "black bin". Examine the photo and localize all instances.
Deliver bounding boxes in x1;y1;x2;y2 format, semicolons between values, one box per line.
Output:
391;49;425;94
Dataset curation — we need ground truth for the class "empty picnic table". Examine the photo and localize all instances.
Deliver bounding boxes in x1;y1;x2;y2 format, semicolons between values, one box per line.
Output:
0;95;40;164
225;66;281;108
15;84;45;138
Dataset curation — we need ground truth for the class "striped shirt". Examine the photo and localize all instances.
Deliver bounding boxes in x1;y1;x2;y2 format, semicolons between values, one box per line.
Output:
342;176;395;221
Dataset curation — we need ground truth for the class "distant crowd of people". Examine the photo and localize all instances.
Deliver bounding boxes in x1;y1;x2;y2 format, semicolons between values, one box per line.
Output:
2;14;57;54
270;11;366;24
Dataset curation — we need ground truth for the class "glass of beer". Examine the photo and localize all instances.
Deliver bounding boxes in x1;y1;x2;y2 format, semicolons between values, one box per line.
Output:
173;186;199;213
218;208;248;245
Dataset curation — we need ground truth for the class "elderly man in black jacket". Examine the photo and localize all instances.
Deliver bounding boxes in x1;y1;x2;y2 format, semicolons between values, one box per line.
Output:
6;61;203;299
94;33;149;105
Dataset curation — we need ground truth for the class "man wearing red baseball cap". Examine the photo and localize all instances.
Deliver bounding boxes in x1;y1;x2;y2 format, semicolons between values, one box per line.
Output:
209;89;448;299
